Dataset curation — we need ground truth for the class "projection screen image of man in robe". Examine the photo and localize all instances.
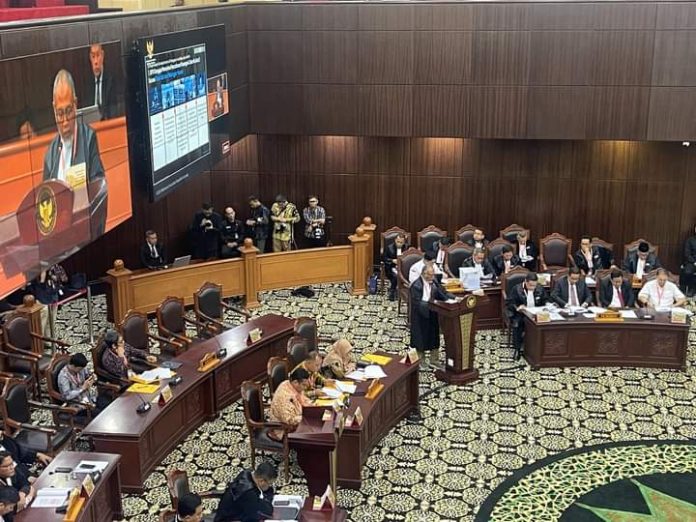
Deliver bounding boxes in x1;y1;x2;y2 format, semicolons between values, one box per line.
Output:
43;69;108;239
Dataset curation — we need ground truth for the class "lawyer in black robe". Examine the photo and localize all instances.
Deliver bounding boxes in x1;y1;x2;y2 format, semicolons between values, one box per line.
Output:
409;267;454;353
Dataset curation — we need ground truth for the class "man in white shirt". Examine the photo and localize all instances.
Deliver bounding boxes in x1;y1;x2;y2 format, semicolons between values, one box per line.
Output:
638;269;686;308
0;486;19;522
409;251;438;284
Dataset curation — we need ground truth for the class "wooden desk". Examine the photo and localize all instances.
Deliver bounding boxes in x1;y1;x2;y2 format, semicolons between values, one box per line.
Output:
83;314;294;493
299;499;348;522
15;451;122;522
444;282;503;330
290;353;420;495
523;311;689;369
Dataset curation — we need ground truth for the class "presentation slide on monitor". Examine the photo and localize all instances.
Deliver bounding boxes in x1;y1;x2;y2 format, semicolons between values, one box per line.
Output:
0;41;132;299
145;45;210;179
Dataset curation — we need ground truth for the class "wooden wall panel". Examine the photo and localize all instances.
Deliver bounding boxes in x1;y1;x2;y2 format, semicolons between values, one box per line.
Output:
357;4;414;31
302;31;358;84
594;3;656;30
473;3;531;30
248;31;303;83
226;32;249;89
414;4;475;31
527;87;591;139
301;4;358;30
470;86;528;138
591;31;654;85
647;88;696;141
656;2;696;30
410;137;465;177
529;32;594;85
651;31;696;86
302;85;359;136
587;87;650;140
413;31;473;85
412;86;470;137
358;85;412;137
358;31;413;84
250;84;304;135
472;31;530;85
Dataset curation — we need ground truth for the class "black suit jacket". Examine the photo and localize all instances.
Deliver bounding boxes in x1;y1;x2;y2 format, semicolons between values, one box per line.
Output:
215;470;274;522
513;240;538;270
573;247;610;275
465;238;489;249
622;252;661;275
505;283;549;318
462;257;495;276
599;279;635;307
383;242;410;271
409;277;453;317
84;72;116;120
492;254;521;277
683;235;696;275
43;122;105;184
551;276;593;307
140;242;167;269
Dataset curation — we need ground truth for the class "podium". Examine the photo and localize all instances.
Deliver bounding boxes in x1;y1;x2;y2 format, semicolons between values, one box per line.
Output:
429;295;480;385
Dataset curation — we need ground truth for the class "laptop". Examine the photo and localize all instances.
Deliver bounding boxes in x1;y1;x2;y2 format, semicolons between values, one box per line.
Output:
77;104;102;125
171;255;191;268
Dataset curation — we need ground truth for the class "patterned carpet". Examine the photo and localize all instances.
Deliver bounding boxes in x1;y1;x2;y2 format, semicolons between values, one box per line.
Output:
48;285;696;521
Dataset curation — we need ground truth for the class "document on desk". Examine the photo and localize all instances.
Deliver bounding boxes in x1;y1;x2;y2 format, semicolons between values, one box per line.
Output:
336;381;357;394
74;460;109;474
548;312;566;321
31;487;71;508
320;387;342;399
139;367;174;381
670;307;694;316
345;369;366;381
620;310;638;319
589;307;607;314
364;365;388;379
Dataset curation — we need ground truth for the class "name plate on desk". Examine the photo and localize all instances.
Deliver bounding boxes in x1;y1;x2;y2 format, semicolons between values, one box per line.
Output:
197;352;220;372
247;328;262;343
365;379;384;400
312;485;336;511
157;384;173;406
400;349;419;365
535;310;551;323
671;310;687;324
595;310;623;322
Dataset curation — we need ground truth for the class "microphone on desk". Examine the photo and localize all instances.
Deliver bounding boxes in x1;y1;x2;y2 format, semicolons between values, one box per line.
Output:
135;393;152;414
218;348;227;357
170;376;183;386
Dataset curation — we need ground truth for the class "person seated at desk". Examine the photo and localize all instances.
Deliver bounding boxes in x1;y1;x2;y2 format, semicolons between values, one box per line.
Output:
58;353;110;420
293;351;334;398
433;237;454;277
177;493;204;522
0;486;19;522
269;367;312;439
0;433;51;481
409;250;438;284
322;339;356;380
574;236;611;276
383;233;409;301
623;242;661;279
514;230;538;271
551;267;593;308
0;452;33;515
599;270;636;308
220;207;244;259
462;248;495;278
214;462;276;522
100;329;157;381
638;269;686;309
506;272;550;360
492;245;520;277
466;229;489;250
140;230;167;269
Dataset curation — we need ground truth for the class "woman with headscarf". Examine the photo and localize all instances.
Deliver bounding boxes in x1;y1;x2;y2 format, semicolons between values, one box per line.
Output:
321;339;356;380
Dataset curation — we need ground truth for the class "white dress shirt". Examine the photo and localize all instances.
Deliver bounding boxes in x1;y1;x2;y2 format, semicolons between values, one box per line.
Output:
638;280;684;308
149;243;158;258
519;242;530;261
421;279;432;302
569;282;579;306
526;288;535;307
610;285;624;308
436;249;445;265
409;260;425;284
636;258;646;278
57;136;74;182
583;250;593;270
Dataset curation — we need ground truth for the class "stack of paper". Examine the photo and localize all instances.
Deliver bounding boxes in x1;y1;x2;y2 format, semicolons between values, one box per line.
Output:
671;307;694;316
589;306;607;314
140;367;174;381
620;310;638;319
31;488;71;508
336;381;357;394
361;354;392;366
320;387;342;399
345;370;366;381
364;365;387;379
127;383;160;394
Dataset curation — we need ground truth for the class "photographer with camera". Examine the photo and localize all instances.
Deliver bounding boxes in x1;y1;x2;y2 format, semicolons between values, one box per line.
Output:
270;194;300;252
303;195;327;248
245;196;271;253
220;207;244;259
190;203;222;259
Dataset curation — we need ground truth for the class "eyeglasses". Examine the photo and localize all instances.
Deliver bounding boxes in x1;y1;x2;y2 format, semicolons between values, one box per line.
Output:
54;105;75;122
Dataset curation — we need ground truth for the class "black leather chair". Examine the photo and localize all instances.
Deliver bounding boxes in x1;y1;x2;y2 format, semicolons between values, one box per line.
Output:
156;297;208;353
379;226;411;294
166;468;223;512
267;356;289;395
397;248;424;317
0;379;75;456
446;241;475;277
287;336;309;369
119;310;180;358
499;224;530;243
487;238;513;263
500;267;530;350
241;380;289;482
540;233;573;272
91;335;130;389
194;282;251;335
417;225;447;254
293;317;332;353
455;224;480;245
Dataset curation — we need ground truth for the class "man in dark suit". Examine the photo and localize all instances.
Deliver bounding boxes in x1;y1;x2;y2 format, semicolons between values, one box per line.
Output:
215;462;276;522
462;248;495;278
574;236;612;275
191;203;223;260
506;272;550;360
140;230;167;269
85;44;115;120
551;266;593;308
220;207;244;259
622;241;661;278
599;269;635;308
513;230;538;271
409;264;455;368
43;69;107;238
680;225;696;297
465;228;489;250
492;245;520;277
383;233;409;301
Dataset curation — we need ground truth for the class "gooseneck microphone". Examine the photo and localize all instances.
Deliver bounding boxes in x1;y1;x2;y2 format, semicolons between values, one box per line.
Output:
135;393;152;414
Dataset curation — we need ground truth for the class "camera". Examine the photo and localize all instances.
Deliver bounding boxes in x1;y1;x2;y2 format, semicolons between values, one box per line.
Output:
276;223;288;233
313;226;325;239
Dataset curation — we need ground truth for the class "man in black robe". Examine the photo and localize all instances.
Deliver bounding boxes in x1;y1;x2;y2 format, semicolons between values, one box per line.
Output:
681;224;696;297
505;272;550;360
409;264;455;369
190;203;222;260
214;462;276;522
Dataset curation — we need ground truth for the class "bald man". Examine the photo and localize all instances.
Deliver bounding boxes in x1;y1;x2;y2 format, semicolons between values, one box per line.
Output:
43;69;107;236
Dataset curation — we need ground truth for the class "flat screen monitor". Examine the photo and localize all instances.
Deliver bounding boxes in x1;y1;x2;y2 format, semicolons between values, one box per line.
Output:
0;41;132;299
133;25;229;202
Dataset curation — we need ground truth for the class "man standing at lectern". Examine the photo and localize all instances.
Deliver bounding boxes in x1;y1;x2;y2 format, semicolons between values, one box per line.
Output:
43;69;107;237
409;265;455;369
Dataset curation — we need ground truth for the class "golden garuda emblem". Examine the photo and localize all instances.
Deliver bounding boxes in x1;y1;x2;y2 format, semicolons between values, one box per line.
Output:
146;40;154;59
36;185;57;236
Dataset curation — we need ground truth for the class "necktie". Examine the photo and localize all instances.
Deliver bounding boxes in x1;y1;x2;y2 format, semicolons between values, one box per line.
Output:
617;287;624;307
96;77;102;106
151;244;157;258
570;284;578;306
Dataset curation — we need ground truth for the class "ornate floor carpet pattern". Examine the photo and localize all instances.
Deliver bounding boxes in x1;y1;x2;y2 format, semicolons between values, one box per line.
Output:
49;286;696;521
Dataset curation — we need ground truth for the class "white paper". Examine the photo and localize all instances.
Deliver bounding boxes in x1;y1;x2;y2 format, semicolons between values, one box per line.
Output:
335;381;357;394
31;487;70;507
585;276;596;286
620;310;638;319
345;370;366;381
669;307;694;316
139;367;173;381
74;460;109;473
589;307;607;314
548;312;566;321
273;495;304;509
364;365;388;379
525;306;546;314
568;306;587;314
320;387;342;399
582;313;596;319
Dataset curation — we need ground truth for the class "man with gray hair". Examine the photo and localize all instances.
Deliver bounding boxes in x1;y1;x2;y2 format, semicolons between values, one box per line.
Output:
43;69;108;236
